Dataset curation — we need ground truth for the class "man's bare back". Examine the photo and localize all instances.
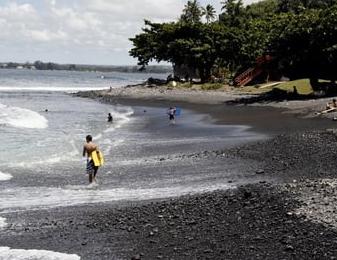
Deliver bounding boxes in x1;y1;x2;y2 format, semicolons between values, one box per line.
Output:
83;142;98;158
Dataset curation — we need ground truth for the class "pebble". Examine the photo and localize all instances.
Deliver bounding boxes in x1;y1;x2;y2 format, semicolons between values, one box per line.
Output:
256;169;265;175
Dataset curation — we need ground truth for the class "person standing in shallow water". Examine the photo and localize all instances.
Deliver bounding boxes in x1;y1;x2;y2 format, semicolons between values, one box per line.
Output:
83;135;99;184
167;107;176;124
107;113;113;122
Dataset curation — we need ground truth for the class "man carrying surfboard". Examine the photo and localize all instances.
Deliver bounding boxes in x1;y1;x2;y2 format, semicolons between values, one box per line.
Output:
82;135;100;184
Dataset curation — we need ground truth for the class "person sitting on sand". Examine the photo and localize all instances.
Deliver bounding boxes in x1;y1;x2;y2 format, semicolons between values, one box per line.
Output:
326;99;337;110
83;135;99;184
316;99;337;115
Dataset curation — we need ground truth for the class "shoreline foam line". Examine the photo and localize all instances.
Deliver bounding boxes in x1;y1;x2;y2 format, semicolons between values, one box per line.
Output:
0;217;7;229
0;172;12;181
0;183;235;212
0;247;80;260
0;86;110;93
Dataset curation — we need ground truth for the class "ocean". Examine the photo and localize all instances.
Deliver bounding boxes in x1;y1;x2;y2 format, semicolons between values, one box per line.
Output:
0;68;265;259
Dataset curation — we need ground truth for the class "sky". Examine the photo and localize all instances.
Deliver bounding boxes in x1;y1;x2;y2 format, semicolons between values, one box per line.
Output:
0;0;261;65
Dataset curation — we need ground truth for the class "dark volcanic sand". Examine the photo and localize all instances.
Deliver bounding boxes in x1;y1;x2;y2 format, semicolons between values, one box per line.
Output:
230;130;337;180
2;182;337;259
2;92;337;259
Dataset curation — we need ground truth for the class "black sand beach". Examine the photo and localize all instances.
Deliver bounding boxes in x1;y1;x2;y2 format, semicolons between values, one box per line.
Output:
2;86;337;259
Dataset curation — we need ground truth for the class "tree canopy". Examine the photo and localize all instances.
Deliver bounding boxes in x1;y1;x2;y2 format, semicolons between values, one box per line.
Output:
180;0;203;24
130;0;337;83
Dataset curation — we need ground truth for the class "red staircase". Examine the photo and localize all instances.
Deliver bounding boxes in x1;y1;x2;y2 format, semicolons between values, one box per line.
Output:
234;67;263;86
234;55;272;86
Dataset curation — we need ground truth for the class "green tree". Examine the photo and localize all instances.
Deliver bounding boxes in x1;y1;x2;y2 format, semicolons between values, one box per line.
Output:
220;0;244;27
180;0;203;24
277;0;337;13
202;4;216;23
245;0;278;19
130;0;337;84
130;21;233;82
267;6;337;81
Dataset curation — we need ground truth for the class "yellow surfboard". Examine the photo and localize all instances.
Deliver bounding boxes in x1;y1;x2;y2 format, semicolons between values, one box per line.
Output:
91;150;104;167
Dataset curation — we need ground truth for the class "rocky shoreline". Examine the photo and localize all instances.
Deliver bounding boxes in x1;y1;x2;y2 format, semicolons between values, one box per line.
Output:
3;152;337;260
75;87;337;259
74;84;337;120
2;86;337;259
73;84;252;105
113;129;337;259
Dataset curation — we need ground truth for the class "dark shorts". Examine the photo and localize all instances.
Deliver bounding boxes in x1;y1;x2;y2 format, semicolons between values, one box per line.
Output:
169;114;175;120
86;159;98;175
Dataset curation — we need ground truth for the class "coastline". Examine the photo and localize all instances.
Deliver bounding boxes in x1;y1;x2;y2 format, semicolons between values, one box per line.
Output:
2;85;337;259
75;83;337;118
74;84;337;134
74;85;337;259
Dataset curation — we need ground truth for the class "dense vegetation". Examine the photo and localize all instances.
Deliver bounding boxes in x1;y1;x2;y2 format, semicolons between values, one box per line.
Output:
130;0;337;84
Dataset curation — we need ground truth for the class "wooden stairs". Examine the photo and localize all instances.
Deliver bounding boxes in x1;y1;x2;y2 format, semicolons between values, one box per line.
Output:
234;55;273;86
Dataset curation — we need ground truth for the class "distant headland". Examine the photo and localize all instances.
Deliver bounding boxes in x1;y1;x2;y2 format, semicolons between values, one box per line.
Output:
0;61;172;74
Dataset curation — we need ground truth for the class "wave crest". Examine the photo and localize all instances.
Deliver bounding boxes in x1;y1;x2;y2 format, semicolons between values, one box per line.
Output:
0;171;13;181
0;103;48;129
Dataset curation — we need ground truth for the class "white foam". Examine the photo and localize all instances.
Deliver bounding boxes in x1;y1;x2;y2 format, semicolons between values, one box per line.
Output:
134;135;257;146
0;182;233;212
2;136;81;169
0;103;48;129
0;85;110;93
104;107;133;131
0;217;7;229
117;110;133;128
7;151;79;168
103;127;115;133
93;106;133;155
0;247;80;260
93;133;103;141
0;172;12;181
101;139;124;156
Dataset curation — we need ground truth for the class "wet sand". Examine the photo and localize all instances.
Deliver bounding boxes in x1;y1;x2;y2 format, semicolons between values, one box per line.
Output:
76;86;337;135
2;86;337;259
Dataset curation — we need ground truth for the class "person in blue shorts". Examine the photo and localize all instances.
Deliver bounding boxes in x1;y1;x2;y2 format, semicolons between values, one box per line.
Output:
82;135;99;184
167;107;176;124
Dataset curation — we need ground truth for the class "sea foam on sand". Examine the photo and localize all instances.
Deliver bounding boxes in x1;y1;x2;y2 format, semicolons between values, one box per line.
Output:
0;217;7;229
0;247;80;260
0;172;12;181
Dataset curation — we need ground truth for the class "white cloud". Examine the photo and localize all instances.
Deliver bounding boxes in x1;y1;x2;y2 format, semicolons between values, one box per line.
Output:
83;0;183;21
0;3;40;41
0;0;262;65
29;29;67;42
0;2;37;20
50;6;101;31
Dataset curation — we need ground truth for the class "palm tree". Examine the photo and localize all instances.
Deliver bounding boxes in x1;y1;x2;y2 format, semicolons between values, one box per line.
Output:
202;4;216;23
180;0;202;24
220;0;244;26
221;0;243;15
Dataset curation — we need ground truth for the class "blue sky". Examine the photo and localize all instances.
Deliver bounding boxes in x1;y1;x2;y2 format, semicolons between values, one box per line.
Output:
0;0;261;65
